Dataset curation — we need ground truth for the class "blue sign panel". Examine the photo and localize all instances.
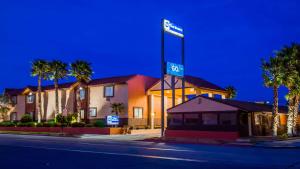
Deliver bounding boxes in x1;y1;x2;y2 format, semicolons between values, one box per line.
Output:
106;115;119;125
163;19;184;38
166;62;184;77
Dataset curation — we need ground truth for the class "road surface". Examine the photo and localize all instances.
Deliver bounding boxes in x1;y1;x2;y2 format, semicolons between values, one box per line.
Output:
0;134;299;169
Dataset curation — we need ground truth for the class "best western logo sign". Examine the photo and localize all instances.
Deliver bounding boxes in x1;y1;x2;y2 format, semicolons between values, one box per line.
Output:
163;19;184;38
166;62;184;77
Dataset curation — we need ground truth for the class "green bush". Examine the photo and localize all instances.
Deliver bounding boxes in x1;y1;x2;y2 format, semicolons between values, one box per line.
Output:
36;123;44;127
66;114;77;126
94;120;105;128
17;122;35;127
20;114;33;123
43;121;57;127
71;122;86;127
278;133;288;140
55;114;66;124
0;121;16;127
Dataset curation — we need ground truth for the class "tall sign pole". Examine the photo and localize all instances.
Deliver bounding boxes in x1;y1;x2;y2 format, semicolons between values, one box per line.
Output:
161;19;184;137
161;19;165;137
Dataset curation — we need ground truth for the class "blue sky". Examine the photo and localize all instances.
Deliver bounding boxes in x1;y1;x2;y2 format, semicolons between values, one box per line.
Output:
1;0;300;104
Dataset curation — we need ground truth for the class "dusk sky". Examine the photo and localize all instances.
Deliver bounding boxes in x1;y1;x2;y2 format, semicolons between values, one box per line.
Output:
1;0;300;104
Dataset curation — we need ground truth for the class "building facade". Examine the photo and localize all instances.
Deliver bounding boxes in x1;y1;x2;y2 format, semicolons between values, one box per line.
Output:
4;74;228;128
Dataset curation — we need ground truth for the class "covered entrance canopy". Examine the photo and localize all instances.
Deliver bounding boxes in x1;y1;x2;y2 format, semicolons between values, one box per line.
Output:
146;75;228;129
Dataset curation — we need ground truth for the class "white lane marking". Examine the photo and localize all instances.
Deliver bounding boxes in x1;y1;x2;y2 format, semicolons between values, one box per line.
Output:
0;136;196;153
19;145;206;163
79;142;195;152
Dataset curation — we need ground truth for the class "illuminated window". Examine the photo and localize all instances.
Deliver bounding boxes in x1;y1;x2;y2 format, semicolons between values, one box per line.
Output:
89;108;97;117
104;86;114;97
133;107;143;118
10;112;17;121
80;109;85;119
79;89;85;100
27;95;34;103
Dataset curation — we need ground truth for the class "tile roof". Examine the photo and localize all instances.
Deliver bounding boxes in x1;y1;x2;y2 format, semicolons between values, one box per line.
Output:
4;74;141;95
184;75;225;91
209;97;288;113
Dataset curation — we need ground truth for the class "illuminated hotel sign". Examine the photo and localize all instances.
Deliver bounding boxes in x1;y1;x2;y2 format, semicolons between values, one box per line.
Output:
106;115;119;125
163;19;184;38
166;62;184;77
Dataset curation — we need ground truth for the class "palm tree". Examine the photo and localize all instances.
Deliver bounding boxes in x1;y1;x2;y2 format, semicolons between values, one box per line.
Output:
31;59;50;123
280;44;300;136
69;60;93;122
262;56;284;137
111;103;125;116
0;94;10;121
48;60;68;119
224;86;237;99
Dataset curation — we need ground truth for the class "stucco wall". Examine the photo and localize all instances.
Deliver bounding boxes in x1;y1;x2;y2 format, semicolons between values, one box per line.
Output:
89;84;128;119
127;75;157;120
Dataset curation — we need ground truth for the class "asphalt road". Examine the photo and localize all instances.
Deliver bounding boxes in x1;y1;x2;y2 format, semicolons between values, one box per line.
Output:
0;134;299;169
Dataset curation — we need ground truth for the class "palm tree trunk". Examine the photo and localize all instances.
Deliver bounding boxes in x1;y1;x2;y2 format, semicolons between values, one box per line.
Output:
54;79;59;118
292;96;299;136
287;96;295;136
272;86;279;137
37;76;42;123
76;84;81;122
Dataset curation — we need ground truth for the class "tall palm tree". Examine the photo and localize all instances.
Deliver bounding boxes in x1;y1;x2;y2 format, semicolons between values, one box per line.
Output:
262;56;284;137
224;86;237;99
31;59;49;123
69;60;93;122
280;44;300;136
48;60;68;119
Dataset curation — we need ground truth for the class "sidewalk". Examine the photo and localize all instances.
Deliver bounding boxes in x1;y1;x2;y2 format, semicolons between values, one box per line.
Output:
254;138;300;148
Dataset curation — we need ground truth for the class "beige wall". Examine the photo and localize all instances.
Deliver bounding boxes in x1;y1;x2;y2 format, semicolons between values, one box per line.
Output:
89;84;128;119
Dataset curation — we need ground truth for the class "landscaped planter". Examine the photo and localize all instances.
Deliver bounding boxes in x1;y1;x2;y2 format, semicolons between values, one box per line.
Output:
0;127;122;135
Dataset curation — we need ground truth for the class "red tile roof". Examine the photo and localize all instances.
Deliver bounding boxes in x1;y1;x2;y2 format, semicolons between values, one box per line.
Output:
184;75;225;91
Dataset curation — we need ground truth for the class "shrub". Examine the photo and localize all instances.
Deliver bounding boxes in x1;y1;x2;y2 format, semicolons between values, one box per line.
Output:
278;133;288;140
20;114;33;123
66;114;77;126
94;120;105;128
43;121;57;127
17;122;35;127
0;121;16;127
55;114;66;124
36;123;44;127
71;122;85;127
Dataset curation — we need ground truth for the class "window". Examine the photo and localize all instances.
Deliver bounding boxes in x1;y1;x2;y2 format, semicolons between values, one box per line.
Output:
89;108;97;117
202;113;218;125
133;107;143;118
10;112;17;121
11;96;17;105
27;95;34;103
104;86;114;97
79;89;85;100
169;114;183;126
184;114;199;125
80;109;85;119
219;113;237;125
